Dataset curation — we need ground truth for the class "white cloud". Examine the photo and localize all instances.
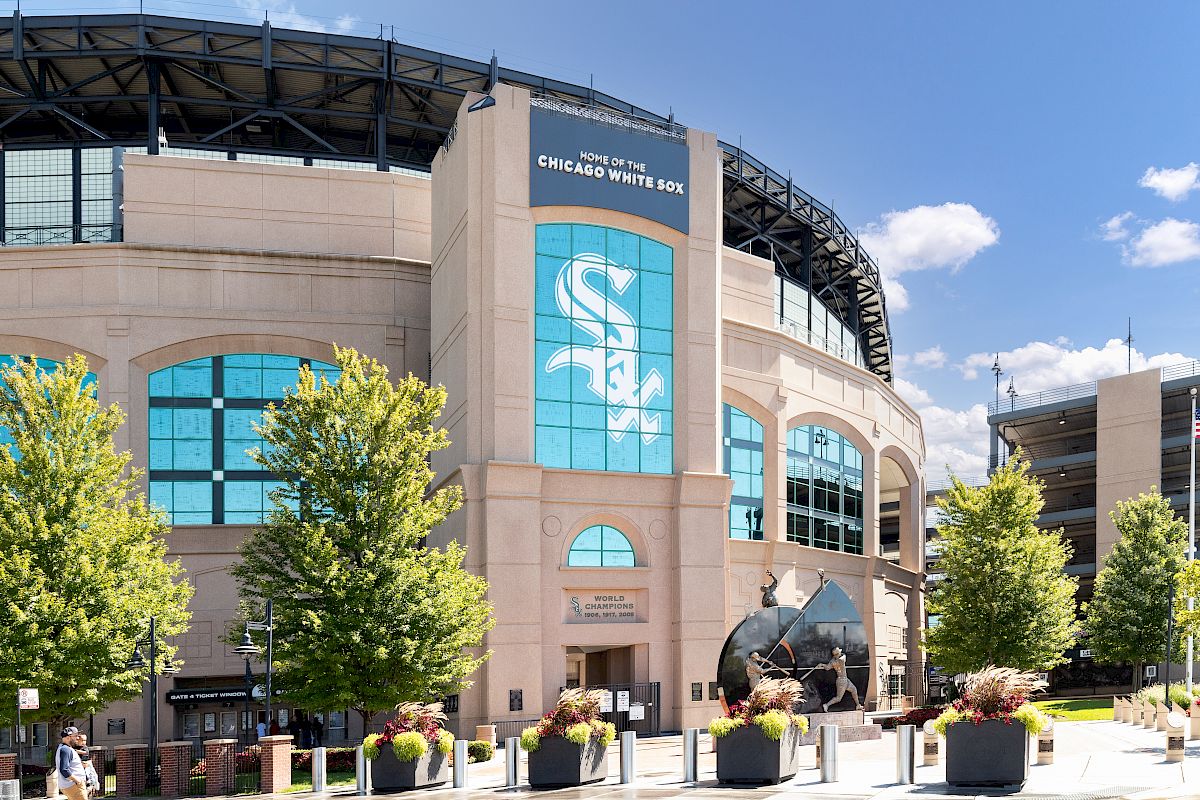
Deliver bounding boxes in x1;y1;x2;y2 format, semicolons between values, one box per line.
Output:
233;0;359;34
894;377;932;407
860;203;999;312
1139;163;1200;202
919;403;990;479
1101;211;1134;242
959;338;1194;393
1127;218;1200;267
913;345;947;370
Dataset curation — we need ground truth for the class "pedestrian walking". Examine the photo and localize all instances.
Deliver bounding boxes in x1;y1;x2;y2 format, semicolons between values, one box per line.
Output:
268;718;280;736
286;713;299;745
56;727;88;800
256;719;266;739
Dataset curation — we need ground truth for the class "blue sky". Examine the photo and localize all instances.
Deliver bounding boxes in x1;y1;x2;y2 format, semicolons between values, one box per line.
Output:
33;0;1200;474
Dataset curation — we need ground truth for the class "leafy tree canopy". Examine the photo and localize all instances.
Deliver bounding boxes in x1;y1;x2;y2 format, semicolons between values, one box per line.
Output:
232;346;494;725
0;355;192;727
924;455;1077;674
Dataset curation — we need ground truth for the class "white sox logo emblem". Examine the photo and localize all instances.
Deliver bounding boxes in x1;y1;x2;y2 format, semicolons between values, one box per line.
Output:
546;252;665;443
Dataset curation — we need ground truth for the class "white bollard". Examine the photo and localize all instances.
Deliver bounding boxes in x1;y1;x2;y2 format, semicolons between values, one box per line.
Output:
312;746;327;792
452;739;468;788
504;737;520;787
1167;712;1186;763
682;728;699;783
355;744;371;796
620;730;636;784
896;725;915;784
922;721;939;766
819;724;838;783
1036;722;1054;765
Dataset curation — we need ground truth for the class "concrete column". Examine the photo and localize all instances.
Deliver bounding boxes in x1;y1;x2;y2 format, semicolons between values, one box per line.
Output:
258;735;293;794
115;743;148;797
202;739;237;796
1095;369;1162;561
157;741;192;797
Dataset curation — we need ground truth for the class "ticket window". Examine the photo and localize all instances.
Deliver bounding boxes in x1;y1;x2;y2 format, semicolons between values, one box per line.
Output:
183;714;201;738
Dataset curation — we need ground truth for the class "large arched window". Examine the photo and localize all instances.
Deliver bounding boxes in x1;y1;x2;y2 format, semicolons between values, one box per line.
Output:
723;404;764;540
566;525;636;567
148;354;338;525
786;425;864;554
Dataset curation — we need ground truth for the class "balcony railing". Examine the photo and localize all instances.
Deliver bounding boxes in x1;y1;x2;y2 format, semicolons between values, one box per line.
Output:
1162;360;1200;383
2;224;115;247
987;380;1097;417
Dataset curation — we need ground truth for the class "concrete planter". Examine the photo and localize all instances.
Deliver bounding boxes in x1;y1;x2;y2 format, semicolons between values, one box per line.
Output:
370;745;449;791
527;735;608;789
715;723;802;785
945;718;1029;789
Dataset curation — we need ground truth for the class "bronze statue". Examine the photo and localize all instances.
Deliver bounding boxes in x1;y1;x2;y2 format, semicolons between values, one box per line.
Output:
744;652;785;689
818;646;862;711
760;570;779;608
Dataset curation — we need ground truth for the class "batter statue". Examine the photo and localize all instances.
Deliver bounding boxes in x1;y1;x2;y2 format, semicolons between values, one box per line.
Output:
818;646;862;712
744;652;784;689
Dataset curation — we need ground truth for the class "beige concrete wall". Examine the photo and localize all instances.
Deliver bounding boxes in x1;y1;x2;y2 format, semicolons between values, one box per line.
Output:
122;155;433;263
1095;368;1163;561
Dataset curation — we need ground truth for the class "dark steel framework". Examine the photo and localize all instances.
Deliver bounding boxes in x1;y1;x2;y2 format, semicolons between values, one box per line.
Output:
0;12;892;381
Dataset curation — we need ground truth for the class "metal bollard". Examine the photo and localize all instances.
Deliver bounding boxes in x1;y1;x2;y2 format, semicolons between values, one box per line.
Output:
620;730;636;784
505;737;520;787
819;724;838;783
896;725;915;784
1036;722;1054;765
355;744;371;796
1167;713;1186;763
453;739;468;788
312;746;327;792
683;728;699;783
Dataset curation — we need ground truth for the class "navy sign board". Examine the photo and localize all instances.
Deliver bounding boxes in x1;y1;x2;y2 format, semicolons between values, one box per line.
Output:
530;107;689;234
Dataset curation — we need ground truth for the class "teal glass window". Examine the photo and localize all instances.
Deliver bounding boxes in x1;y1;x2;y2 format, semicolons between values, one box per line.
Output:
148;354;338;525
723;404;764;540
786;425;864;555
566;525;636;567
534;224;673;474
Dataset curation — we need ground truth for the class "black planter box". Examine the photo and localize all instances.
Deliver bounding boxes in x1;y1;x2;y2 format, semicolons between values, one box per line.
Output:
945;718;1029;788
715;723;802;785
527;735;608;788
370;745;450;791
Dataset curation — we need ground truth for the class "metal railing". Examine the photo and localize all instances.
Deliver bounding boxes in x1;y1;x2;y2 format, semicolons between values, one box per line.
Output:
987;380;1097;417
1162;360;1200;383
531;93;687;142
926;475;988;493
2;224;116;246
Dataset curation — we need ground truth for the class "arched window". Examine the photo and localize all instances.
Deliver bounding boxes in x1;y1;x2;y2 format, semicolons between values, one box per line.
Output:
723;404;764;540
0;356;97;451
786;425;864;555
148;354;339;525
566;525;636;567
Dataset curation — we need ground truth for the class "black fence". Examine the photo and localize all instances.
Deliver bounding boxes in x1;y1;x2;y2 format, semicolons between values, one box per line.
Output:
494;682;663;742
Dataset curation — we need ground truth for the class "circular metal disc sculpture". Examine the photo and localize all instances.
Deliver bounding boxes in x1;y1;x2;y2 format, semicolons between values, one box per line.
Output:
717;579;869;714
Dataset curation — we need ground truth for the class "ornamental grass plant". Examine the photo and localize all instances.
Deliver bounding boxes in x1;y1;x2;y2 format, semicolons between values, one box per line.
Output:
707;678;809;741
932;666;1049;736
519;688;617;752
363;702;454;762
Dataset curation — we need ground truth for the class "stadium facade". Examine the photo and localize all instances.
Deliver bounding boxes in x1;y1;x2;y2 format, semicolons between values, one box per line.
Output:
0;13;925;750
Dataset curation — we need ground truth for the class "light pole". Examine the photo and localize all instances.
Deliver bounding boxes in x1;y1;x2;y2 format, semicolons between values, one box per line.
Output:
1006;377;1018;414
1189;387;1197;694
126;617;179;771
991;354;1002;408
233;600;274;735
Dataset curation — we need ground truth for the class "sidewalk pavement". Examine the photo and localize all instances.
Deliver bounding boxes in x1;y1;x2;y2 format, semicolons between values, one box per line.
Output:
282;721;1200;800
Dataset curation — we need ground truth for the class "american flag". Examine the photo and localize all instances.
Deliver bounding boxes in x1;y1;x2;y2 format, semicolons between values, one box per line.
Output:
1194;408;1200;438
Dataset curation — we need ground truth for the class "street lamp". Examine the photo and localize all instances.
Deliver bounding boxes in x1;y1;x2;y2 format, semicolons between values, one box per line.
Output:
126;617;179;769
233;600;274;736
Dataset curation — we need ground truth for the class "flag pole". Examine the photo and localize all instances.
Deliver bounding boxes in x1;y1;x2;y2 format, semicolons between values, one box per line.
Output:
1188;387;1196;695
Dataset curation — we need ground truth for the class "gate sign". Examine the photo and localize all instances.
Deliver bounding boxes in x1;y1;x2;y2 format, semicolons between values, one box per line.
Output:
18;688;39;710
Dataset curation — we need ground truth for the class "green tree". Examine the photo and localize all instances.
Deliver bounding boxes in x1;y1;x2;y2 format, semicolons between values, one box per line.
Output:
1085;490;1185;689
924;456;1077;674
0;355;192;730
231;346;494;728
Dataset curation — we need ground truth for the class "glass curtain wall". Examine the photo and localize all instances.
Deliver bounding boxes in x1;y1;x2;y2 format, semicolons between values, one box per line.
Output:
785;425;864;554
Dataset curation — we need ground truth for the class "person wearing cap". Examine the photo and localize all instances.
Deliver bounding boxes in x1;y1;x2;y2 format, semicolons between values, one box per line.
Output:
56;727;88;800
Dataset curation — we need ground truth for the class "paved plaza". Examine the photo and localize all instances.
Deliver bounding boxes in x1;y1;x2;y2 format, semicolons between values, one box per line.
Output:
300;722;1200;800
